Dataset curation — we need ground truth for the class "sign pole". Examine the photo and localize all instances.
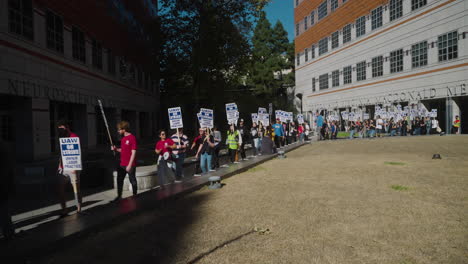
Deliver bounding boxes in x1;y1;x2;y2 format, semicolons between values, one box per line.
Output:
98;100;115;156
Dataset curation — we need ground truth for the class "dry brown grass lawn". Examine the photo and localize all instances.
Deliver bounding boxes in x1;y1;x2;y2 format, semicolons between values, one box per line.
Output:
41;136;468;264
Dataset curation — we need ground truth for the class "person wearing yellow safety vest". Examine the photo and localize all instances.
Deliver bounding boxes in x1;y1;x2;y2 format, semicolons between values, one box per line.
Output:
226;124;242;164
452;115;460;134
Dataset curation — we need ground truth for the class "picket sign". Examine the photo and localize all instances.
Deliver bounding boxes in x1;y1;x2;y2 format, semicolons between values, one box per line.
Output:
60;137;82;171
168;107;183;129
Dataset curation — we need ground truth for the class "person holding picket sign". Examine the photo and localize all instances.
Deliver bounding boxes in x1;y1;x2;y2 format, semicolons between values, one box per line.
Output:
112;121;138;201
57;120;82;216
155;129;176;188
196;128;216;174
170;128;189;182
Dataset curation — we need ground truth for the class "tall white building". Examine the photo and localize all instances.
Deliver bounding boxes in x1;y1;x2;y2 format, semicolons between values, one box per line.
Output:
294;0;467;133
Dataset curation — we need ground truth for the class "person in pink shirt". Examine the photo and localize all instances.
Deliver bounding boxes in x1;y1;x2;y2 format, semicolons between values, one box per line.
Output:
112;121;137;201
155;129;176;189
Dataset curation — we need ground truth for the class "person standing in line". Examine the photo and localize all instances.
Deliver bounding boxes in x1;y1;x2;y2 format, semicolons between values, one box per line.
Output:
376;116;384;137
452;115;461;134
298;123;305;143
304;122;310;141
425;116;432;135
322;119;329;140
315;112;324;140
155;130;176;188
196;128;216;174
272;118;285;148
389;118;397;136
401;118;408;136
226;124;241;164
112;121;137;201
0;140;15;240
420;116;427;135
211;126;222;169
250;122;260;156
238;119;249;160
369;119;376;138
330;121;337;140
170;128;189;183
349;121;356;139
413;117;421;135
190;128;205;176
431;117;440;134
260;130;277;155
57;121;82;215
257;122;264;154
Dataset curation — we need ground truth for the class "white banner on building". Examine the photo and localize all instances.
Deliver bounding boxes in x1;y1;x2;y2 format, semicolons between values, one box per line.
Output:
168;107;183;129
60;137;82;171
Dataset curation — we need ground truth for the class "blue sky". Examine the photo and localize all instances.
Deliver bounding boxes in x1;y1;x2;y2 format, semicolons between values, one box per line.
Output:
264;0;294;42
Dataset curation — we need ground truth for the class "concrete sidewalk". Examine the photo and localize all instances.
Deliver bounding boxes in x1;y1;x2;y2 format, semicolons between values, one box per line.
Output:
1;141;309;260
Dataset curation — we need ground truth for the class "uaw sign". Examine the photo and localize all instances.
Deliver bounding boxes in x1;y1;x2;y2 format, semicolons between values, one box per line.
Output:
168;107;183;129
60;137;82;171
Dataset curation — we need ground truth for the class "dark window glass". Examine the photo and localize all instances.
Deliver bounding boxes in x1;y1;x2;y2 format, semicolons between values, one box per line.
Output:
357;61;366;81
72;27;85;63
319;74;329;90
46;10;64;53
390;49;404;73
92;39;103;70
438;31;458;62
8;0;33;40
372;56;383;77
371;6;383;30
412;41;428;68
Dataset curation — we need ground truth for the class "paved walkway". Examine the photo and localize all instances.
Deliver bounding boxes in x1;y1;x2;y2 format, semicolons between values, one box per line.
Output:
1;141;309;259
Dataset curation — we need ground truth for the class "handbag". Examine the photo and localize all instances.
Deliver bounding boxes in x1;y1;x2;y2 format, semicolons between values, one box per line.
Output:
436;126;442;133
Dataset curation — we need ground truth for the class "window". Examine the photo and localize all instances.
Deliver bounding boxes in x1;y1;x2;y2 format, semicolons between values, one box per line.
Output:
8;0;33;40
296;23;300;36
438;31;458;62
72;27;85;63
390;0;403;21
356;61;366;81
310;11;315;26
297;53;300;66
318;37;328;56
46;10;64;53
355;16;366;38
371;6;383;30
332;70;339;87
331;0;338;12
343;66;352;84
331;31;339;49
318;1;328;20
390;49;404;73
319;74;329;90
304;16;308;31
304;48;309;62
311;45;316;59
107;49;116;75
411;0;427;11
312;77;316;92
372;56;383;78
343;24;351;44
412;41;428;68
92;39;103;70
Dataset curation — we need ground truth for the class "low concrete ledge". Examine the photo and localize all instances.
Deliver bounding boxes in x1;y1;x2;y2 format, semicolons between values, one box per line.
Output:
112;165;158;191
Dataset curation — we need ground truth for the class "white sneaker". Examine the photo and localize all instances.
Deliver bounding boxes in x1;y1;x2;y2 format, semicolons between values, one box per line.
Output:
194;174;201;177
233;161;240;164
209;169;216;172
174;180;182;183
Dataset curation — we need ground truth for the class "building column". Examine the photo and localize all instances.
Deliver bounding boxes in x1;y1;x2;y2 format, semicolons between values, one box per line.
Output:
87;105;97;147
31;98;51;159
446;97;460;134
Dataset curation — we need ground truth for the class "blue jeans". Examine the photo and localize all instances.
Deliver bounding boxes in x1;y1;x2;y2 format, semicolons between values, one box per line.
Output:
414;127;421;135
369;129;376;137
175;152;185;180
349;129;355;139
200;152;212;173
390;129;397;136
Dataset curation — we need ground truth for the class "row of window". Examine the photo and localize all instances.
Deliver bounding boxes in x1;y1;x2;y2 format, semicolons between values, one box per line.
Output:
310;31;458;92
296;0;429;64
7;0;154;91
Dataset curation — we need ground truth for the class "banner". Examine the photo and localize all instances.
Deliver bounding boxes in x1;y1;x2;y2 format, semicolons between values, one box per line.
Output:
60;137;82;171
225;103;238;125
168;107;183;129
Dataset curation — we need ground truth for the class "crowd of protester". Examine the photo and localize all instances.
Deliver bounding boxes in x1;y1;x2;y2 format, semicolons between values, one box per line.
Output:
314;112;461;140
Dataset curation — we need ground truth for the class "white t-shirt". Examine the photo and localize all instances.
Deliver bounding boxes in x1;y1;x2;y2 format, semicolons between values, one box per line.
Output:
431;119;439;128
376;119;383;129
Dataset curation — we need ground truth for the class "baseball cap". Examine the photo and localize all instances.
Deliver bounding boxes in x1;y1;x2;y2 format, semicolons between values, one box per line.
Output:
240;119;244;122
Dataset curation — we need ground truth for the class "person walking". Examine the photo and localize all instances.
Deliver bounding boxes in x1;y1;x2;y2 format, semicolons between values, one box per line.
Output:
431;117;440;134
155;130;176;188
112;121;137;201
452;115;461;134
376;116;384;137
190;128;205;176
196;128;216;174
170;128;189;182
56;121;82;215
349;121;356;139
238;119;249;160
251;122;260;156
226;124;241;164
315;112;324;140
272;118;285;148
298;123;305;143
211;126;222;169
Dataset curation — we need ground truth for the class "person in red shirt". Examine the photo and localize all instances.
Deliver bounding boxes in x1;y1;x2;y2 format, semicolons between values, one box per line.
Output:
57;121;82;216
112;121;137;201
298;123;304;143
155;129;176;188
190;128;205;176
